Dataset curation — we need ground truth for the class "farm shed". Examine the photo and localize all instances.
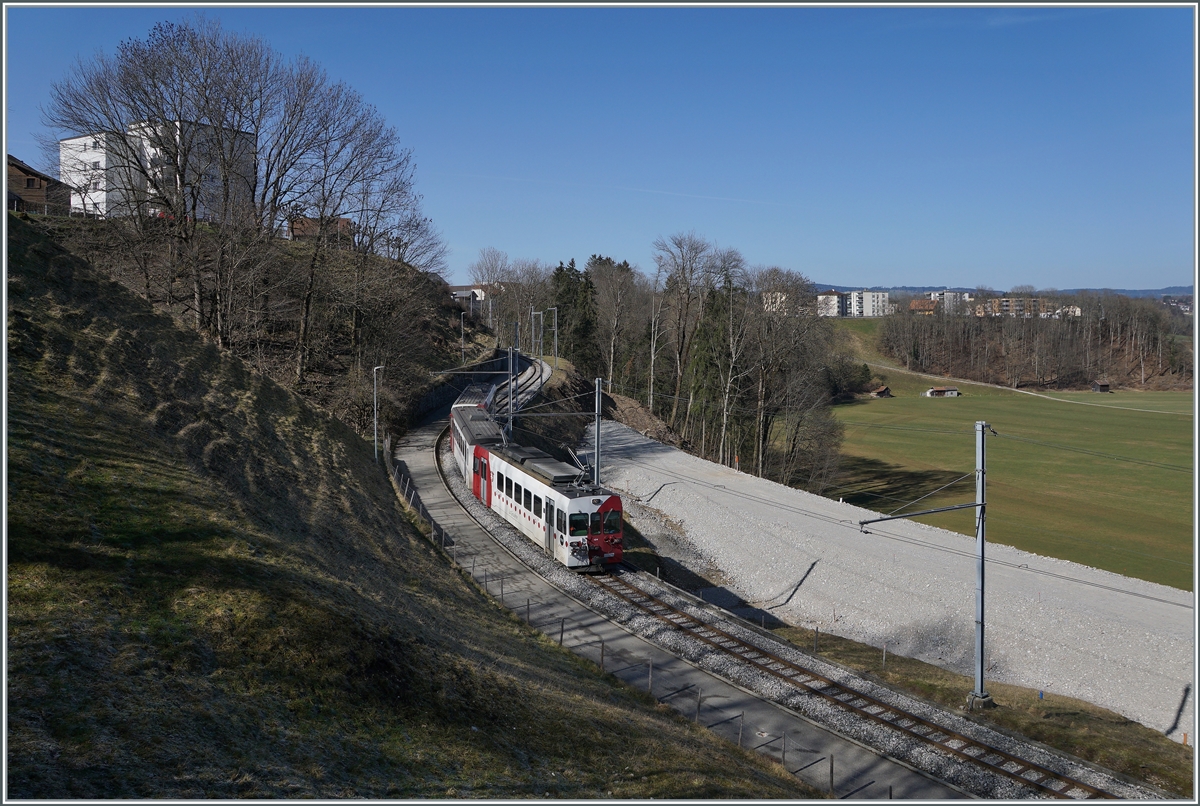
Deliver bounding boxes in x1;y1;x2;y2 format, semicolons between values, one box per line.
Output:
923;386;960;398
1091;381;1111;393
870;386;892;398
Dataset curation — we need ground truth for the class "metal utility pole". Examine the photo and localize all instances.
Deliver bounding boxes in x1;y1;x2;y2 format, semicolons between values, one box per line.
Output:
507;347;515;438
971;420;993;708
531;310;544;359
855;421;996;710
460;311;466;365
594;377;602;486
372;365;385;463
548;307;559;369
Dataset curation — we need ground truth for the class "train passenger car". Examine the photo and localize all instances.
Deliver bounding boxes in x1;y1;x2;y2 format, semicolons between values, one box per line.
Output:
449;388;623;570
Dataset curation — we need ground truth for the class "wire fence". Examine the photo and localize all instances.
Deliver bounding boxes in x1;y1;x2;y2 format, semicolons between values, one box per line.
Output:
383;432;457;555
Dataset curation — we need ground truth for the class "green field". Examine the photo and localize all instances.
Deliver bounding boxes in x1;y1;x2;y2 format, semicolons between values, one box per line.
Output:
829;321;1194;591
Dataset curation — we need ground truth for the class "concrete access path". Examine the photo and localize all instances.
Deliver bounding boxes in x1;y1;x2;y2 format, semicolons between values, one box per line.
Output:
392;413;965;800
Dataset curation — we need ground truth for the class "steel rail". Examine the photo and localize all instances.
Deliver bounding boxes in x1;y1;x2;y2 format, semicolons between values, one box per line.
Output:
426;421;1108;800
589;571;1113;800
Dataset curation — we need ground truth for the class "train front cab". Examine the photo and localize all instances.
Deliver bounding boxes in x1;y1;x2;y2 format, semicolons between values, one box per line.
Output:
566;494;623;570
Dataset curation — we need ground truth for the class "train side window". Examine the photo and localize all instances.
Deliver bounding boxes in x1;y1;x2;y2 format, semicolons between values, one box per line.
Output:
523;488;532;511
472;456;479;474
533;496;542;518
546;501;555;528
505;477;513;498
590;512;601;534
497;472;505;494
604;510;621;534
556;509;566;534
568;513;588;536
514;483;522;505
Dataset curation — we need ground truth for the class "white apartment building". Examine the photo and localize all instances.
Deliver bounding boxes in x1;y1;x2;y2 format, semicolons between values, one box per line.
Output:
927;290;972;314
847;289;889;317
816;291;846;317
59;121;255;220
58;133;117;217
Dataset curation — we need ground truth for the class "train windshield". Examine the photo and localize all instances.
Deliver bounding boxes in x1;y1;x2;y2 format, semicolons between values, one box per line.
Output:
603;510;621;534
568;513;589;537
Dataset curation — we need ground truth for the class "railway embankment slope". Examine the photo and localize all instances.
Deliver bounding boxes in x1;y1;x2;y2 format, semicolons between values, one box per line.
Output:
588;419;1194;794
4;213;819;799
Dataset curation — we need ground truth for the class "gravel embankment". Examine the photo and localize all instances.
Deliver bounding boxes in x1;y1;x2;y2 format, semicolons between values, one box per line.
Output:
436;440;1166;799
586;421;1194;745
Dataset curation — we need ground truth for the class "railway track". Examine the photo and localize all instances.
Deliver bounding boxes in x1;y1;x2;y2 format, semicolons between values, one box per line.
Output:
424;404;1130;799
589;569;1115;800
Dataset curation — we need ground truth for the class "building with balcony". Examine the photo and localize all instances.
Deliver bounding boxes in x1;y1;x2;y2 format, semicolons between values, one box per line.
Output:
59;121;255;220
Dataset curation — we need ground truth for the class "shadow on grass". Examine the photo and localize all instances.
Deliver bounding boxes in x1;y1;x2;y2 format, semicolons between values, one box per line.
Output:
826;455;973;512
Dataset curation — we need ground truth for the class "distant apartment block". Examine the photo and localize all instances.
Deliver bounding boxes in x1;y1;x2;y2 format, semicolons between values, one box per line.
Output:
927;290;972;313
972;297;1067;318
817;290;847;317
59;121;255;220
817;289;890;318
848;290;890;317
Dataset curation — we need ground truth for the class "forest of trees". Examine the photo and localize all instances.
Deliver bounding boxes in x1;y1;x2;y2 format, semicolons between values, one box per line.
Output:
878;291;1193;390
36;16;456;432
470;234;872;494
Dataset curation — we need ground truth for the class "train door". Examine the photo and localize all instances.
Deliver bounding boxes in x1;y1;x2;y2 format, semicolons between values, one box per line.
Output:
544;500;555;556
472;447;491;507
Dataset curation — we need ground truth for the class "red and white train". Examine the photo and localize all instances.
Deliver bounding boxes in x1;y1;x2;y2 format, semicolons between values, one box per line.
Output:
449;385;624;570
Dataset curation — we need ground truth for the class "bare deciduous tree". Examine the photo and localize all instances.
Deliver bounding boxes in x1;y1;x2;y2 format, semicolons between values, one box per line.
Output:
652;231;714;429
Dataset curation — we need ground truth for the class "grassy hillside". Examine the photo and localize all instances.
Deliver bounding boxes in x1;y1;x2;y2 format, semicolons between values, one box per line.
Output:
5;212;820;799
828;319;1193;591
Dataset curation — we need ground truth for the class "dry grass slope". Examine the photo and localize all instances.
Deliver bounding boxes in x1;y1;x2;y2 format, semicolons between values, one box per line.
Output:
5;212;820;799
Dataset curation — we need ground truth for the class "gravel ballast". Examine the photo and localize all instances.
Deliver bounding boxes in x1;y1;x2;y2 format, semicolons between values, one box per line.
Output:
436;437;1168;799
586;421;1194;745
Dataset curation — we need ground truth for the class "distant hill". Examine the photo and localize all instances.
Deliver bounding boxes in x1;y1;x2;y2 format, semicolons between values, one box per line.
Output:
812;283;1193;299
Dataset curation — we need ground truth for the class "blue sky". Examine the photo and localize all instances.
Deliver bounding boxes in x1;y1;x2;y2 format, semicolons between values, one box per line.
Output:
4;5;1195;290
